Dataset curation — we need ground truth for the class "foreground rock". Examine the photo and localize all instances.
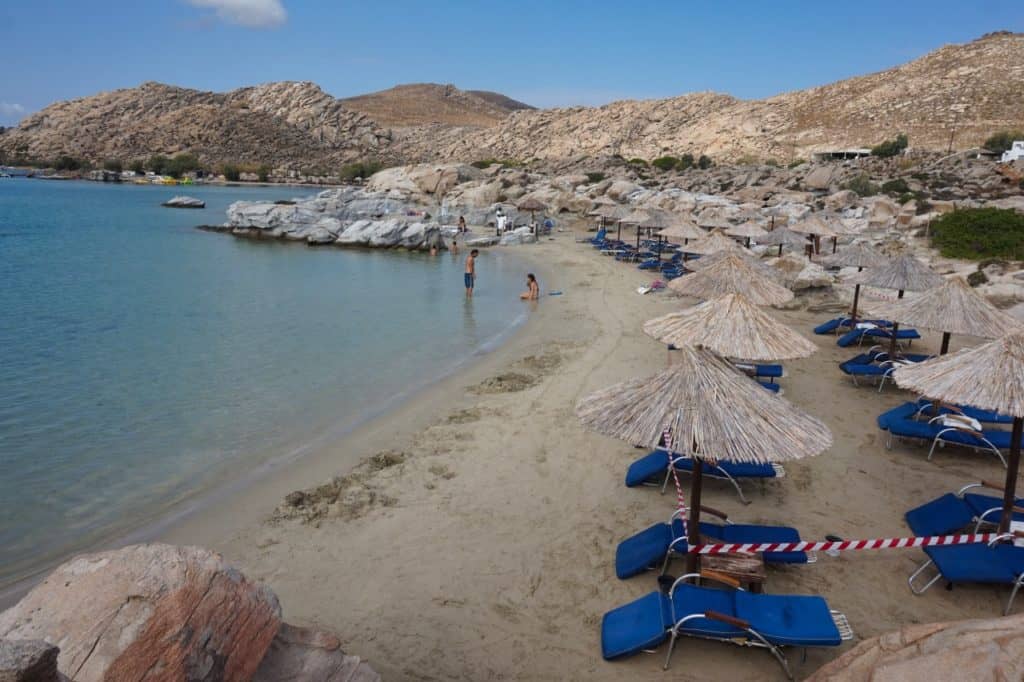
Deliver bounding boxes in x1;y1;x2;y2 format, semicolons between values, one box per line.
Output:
808;612;1024;681
0;544;378;682
0;638;59;681
161;195;205;208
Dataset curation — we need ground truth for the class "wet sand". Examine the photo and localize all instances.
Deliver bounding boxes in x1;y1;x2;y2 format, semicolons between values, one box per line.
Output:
163;230;1017;680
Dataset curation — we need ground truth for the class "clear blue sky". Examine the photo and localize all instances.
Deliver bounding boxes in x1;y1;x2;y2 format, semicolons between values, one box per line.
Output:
1;1;1021;126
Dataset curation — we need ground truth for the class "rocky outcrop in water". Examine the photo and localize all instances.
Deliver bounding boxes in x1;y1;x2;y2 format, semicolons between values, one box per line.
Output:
0;544;378;682
162;195;205;208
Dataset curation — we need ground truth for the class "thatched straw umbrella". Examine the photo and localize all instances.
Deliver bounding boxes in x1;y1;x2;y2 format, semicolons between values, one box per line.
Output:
697;214;734;230
684;249;785;283
850;254;945;358
577;345;832;570
657;217;705;242
621;208;651;249
790;214;841;255
516;196;547;233
822;243;891;323
726;221;770;248
758;227;807;257
684;228;749;256
668;252;794;306
894;333;1024;531
587;197;617;230
869;277;1023;354
644;294;817;361
597;204;634;242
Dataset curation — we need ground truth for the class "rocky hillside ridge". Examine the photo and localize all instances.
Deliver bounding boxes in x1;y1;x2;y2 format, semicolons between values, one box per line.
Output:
2;32;1022;168
340;83;532;127
407;32;1024;163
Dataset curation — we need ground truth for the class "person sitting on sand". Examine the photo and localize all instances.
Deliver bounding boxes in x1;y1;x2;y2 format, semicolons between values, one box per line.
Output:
520;273;540;301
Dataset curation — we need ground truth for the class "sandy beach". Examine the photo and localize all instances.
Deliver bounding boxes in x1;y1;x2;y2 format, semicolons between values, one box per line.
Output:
161;229;1017;680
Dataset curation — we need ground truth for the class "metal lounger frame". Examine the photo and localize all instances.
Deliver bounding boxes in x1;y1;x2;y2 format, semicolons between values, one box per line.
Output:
907;534;1024;615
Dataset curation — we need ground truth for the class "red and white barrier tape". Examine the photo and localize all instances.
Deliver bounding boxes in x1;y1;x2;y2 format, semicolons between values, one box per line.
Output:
662;432;688;536
689;532;1001;555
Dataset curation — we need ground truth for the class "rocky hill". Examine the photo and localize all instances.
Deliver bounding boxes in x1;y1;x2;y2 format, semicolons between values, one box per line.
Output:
409;31;1024;163
1;32;1022;168
340;83;531;127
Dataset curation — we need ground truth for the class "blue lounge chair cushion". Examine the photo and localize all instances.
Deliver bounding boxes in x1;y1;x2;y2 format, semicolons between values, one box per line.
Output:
625;452;780;488
814;317;847;334
837;327;919;347
735;592;841;647
600;591;674;659
924;543;1024;584
839;360;891;377
887;418;1012;449
905;493;976;536
877;402;922;430
615;520;807;578
916;400;1015;425
759;380;781;392
755;364;783;378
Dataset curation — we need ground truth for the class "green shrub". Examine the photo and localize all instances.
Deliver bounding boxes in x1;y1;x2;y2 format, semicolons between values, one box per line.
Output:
102;159;123;173
470;158;521;169
871;133;908;158
164;153;200;178
966;270;988;287
221;163;241;182
128;159;145;175
678;153;695;170
339;160;384;181
585;171;606;183
651;156;680;171
788;159;806;169
881;178;910;195
53;155;85;171
627;157;648;167
257;164;272;182
983;131;1024;154
842;174;879;197
697;155;713;169
146;154;170;174
930;208;1024;260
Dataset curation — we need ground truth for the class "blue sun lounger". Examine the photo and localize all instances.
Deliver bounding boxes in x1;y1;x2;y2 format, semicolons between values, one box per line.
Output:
905;482;1024;537
814;317;890;335
615;508;812;579
625;450;785;504
836;326;920;348
883;414;1010;466
908;538;1024;615
879;401;1015;431
601;575;852;676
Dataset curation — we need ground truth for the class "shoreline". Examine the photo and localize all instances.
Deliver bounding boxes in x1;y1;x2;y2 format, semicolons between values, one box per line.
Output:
0;242;544;610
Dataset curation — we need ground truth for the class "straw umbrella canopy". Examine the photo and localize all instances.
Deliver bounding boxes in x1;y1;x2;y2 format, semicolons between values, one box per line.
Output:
644;294;817;361
656;216;705;242
516;196;547;230
850;254;945;357
683;228;749;256
758;227;807;256
697;215;733;230
868;277;1024;354
577;345;832;570
668;252;794;306
894;333;1024;531
726;220;770;248
621;208;653;248
596;204;635;241
684;249;785;283
790;213;842;255
822;243;891;322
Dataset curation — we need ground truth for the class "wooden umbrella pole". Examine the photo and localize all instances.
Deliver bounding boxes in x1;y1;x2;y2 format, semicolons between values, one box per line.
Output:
850;283;861;322
940;331;951;355
685;459;704;574
1000;417;1024;533
832;237;837;254
888;323;900;359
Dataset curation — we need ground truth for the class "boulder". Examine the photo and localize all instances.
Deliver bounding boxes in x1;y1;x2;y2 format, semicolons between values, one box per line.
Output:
792;262;834;291
0;639;60;682
824;189;859;211
867;197;901;224
0;544;281;682
808;613;1024;681
254;623;379;682
605;180;642;201
499;226;537;245
802;164;836;191
161;195;205;209
334;218;442;249
305;227;336;245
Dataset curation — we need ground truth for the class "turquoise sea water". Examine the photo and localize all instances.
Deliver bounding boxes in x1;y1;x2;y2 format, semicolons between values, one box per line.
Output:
0;180;528;588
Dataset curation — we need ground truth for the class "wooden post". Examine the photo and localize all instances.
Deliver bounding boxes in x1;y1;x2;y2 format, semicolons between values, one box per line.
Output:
850;283;862;322
888;290;905;359
940;331;951;355
685;460;704;575
1000;417;1024;533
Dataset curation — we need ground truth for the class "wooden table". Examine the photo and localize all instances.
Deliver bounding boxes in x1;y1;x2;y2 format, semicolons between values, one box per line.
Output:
700;549;766;593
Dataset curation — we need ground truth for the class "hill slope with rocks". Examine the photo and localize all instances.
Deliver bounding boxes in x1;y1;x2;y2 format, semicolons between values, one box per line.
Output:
1;32;1022;169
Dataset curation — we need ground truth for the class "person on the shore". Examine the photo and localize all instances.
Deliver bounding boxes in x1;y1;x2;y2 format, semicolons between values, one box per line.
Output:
465;249;478;298
458;215;467;233
520;273;539;301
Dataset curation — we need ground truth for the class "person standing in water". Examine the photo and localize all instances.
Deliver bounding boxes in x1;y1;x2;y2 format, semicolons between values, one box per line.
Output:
458;215;467;233
464;249;478;298
520;273;540;300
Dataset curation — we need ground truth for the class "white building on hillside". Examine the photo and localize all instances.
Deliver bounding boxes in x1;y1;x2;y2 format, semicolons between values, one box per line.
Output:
1002;141;1024;163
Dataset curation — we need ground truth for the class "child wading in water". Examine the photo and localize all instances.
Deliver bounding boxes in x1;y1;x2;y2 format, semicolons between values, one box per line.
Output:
464;249;478;298
520;273;540;300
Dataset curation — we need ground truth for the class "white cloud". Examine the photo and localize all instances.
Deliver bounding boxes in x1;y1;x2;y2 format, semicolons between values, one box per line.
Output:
186;0;287;28
0;102;26;118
